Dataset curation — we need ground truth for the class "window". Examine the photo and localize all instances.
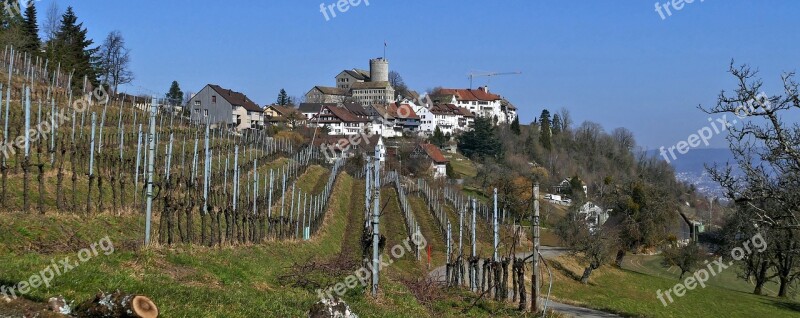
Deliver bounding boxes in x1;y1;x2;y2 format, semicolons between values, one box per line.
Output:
212;96;217;103
194;100;200;106
204;109;209;117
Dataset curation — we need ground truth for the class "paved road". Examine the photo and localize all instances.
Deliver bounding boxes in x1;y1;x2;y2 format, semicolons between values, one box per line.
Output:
428;246;621;318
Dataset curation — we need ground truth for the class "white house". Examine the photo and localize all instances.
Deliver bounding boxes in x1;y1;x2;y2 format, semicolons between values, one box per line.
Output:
416;103;474;136
436;86;516;124
412;143;449;179
308;104;370;136
578;202;610;231
555;177;588;197
298;103;336;121
316;134;384;164
367;104;403;138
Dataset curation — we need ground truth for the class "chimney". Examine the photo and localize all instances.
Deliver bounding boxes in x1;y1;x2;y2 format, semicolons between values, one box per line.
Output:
479;85;489;93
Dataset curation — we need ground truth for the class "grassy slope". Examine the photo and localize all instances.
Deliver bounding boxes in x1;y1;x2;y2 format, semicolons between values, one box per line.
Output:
623;254;799;301
1;170;385;317
408;195;446;267
545;255;800;318
0;171;511;318
443;153;477;178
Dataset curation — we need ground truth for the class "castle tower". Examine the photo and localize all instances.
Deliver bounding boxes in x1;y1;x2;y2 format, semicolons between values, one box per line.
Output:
369;58;389;82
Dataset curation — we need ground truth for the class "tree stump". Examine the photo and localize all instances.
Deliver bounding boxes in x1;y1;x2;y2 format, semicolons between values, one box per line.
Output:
73;291;158;318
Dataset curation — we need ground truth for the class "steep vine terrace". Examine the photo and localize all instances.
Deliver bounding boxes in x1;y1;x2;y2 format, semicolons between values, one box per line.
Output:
0;57;798;318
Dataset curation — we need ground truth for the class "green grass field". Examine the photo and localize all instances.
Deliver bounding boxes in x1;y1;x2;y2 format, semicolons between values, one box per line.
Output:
623;254;799;301
443;153;477;179
544;254;800;317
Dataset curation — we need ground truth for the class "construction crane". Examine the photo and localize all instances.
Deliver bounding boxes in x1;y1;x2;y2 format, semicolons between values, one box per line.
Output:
468;71;522;89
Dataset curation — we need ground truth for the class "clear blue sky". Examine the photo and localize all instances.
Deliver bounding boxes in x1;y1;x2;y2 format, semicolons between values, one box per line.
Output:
36;0;800;150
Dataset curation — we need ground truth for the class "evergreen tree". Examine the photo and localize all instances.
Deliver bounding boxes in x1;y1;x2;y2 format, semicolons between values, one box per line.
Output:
0;1;26;49
458;116;503;159
166;81;183;106
510;116;521;135
429;126;447;147
21;0;39;54
525;133;536;158
47;7;97;88
569;176;585;201
277;89;289;106
539;109;552;150
552;113;562;135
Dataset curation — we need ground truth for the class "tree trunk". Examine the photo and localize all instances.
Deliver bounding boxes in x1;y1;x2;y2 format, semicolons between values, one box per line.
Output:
517;259;526;311
493;261;501;301
73;291;158;318
580;266;594;284
97;173;104;213
753;260;769;295
56;153;65;211
615;249;626;267
1;163;7;210
512;260;518;302
37;163;45;214
778;276;790;298
22;157;30;212
86;175;95;214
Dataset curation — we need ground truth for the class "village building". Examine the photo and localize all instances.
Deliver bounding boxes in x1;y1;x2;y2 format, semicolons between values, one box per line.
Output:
263;104;305;128
578;202;611;231
434;86;516;124
307;104;370;136
188;84;264;130
304;86;348;104
416;103;474;136
412;143;450;179
306;57;396;108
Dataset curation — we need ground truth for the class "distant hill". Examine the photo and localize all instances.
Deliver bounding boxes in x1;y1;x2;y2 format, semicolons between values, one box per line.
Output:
645;148;738;198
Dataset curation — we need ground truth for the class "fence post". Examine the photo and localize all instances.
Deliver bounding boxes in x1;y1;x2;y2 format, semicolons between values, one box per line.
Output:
532;183;540;313
371;155;381;297
493;188;498;262
144;98;157;245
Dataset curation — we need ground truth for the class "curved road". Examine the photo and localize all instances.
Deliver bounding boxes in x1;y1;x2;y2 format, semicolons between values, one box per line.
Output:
428;246;620;318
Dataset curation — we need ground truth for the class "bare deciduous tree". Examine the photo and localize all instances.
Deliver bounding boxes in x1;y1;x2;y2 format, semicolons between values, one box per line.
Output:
98;30;133;93
42;1;61;42
558;107;573;132
701;62;800;297
555;204;618;284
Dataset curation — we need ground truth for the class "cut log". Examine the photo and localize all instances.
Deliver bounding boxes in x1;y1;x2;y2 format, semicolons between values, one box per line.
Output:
73;291;158;318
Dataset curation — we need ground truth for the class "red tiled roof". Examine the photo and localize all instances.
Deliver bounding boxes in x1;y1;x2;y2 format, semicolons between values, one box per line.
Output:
438;88;501;101
429;104;472;117
208;84;262;112
421;143;448;164
388;103;420;119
